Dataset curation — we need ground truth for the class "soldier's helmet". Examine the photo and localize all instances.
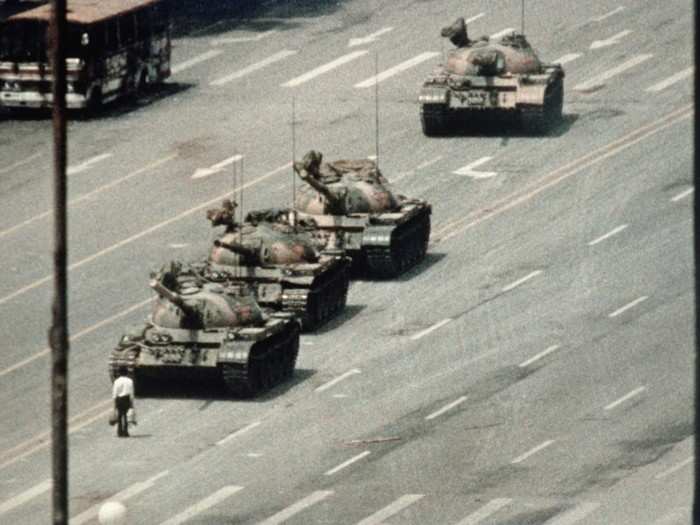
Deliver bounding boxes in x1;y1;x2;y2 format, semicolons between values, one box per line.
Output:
302;150;323;175
221;199;236;212
441;17;469;48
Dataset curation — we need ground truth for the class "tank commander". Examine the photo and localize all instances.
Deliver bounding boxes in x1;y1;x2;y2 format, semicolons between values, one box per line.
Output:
441;17;471;48
206;199;238;231
294;150;349;215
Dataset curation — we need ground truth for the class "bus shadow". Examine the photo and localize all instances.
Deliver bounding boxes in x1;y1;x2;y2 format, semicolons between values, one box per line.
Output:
82;82;195;120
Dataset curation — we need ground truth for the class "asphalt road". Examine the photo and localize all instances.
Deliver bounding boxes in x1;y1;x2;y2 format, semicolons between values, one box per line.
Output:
0;0;694;523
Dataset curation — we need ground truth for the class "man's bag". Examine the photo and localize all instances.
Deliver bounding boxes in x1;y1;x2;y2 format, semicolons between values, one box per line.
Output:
108;408;118;426
127;408;137;425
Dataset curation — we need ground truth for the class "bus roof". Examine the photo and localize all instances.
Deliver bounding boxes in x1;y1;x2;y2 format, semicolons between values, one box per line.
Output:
7;0;164;25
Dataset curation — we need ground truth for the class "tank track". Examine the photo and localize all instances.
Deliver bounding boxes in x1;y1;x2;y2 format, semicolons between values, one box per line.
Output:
420;103;450;136
108;346;139;382
521;80;564;133
364;210;431;278
282;266;350;330
220;323;300;398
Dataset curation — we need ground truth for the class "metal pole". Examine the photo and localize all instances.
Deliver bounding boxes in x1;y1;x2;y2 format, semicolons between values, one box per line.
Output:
291;97;296;208
49;0;69;524
374;51;379;172
521;0;525;34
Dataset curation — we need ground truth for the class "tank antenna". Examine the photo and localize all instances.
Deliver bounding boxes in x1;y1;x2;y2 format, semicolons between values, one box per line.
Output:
374;50;380;173
521;0;525;34
292;96;296;209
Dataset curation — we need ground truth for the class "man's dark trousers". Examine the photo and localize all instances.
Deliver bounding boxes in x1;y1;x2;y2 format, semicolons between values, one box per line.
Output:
115;395;131;437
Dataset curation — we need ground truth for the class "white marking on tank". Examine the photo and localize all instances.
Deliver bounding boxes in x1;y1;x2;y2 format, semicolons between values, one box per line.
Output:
490;28;515;40
553;53;582;66
211;29;276;46
502;270;542;292
454;498;512;525
544;502;600;524
67;152;113;176
324;451;370;475
257;491;334;525
588;224;628;246
646;66;694;92
217;421;261;446
574;54;653;91
518;345;560;368
465;13;486;25
348;27;394;47
158;485;244;525
355;494;424;525
315;369;361;393
0;151;42;175
592;6;625;22
655;456;694;480
511;439;555;464
671;187;694;202
171;50;223;74
590;29;633;50
0;479;51;517
604;386;646;411
608;295;648;318
192;154;243;179
453;156;497;179
282;50;368;87
211;49;298;86
354;52;440;88
425;396;467;420
411;318;452;340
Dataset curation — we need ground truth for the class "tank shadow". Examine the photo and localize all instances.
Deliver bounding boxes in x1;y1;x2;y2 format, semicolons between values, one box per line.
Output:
310;304;366;335
353;252;447;283
436;111;577;138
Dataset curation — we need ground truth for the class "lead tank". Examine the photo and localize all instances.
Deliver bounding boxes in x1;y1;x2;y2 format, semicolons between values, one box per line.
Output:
293;150;431;277
206;202;351;330
419;17;564;135
108;263;300;397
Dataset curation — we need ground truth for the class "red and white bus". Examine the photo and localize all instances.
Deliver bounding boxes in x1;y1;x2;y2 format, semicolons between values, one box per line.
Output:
0;0;171;110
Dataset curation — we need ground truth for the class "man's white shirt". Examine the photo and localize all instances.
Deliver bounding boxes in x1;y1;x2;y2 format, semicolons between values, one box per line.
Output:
113;376;134;399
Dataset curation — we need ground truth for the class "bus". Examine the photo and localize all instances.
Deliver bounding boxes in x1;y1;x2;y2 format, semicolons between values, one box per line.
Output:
0;0;171;110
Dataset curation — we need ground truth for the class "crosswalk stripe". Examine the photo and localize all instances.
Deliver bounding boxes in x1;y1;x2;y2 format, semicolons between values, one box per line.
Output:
454;498;512;524
257;491;334;525
354;52;439;88
159;486;243;525
282;51;368;87
355;494;424;525
543;502;600;524
211;50;297;86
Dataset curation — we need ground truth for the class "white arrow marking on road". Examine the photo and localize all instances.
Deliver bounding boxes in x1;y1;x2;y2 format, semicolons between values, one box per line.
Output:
355;51;439;88
574;54;653;91
490;27;515;40
455;498;512;525
0;480;51;516
211;29;276;46
282;50;368;87
171;50;223;75
67;153;112;175
192;154;243;179
553;53;582;66
315;369;361;392
646;66;694;92
211;49;298;86
258;491;334;525
348;27;393;47
590;29;632;50
592;6;625;22
453;156;497;179
159;486;244;525
355;494;424;525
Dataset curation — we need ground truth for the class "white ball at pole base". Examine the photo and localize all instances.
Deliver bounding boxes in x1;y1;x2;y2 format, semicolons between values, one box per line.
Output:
98;501;127;524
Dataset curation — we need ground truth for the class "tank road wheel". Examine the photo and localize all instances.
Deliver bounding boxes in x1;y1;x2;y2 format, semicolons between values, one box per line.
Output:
221;361;259;398
420;103;449;136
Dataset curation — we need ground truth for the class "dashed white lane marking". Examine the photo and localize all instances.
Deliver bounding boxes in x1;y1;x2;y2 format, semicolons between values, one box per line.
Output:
354;52;439;88
211;49;298;86
502;270;542;292
553;53;582;66
315;369;361;393
192;154;244;179
671;187;694;202
67;152;113;176
348;27;393;47
647;67;694;92
0;162;291;308
454;498;512;525
71;471;168;525
246;452;263;458
592;6;625;22
416;155;443;171
411;318;452;341
258;491;334;525
159;486;243;525
511;439;555;464
655;456;694;480
211;29;276;46
332;394;349;398
544;502;600;524
518;345;560;368
171;49;223;75
217;421;261;446
282;50;368;87
392;156;443;183
574;54;653;91
604;386;646;411
0;479;51;516
608;296;648;318
169;243;189;249
465;13;486;24
426;396;467;420
652;508;691;525
325;451;370;475
588;224;628;246
590;29;632;50
355;494;424;525
453;156;497;179
490;28;515;39
0;151;42;176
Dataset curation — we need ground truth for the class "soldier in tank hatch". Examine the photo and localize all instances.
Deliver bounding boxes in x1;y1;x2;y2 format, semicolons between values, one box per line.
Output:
206;198;238;231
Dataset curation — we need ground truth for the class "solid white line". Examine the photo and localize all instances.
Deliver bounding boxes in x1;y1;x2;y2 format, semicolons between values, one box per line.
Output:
646;67;694;92
490;28;515;40
426;396;467;420
211;49;297;86
159;486;244;525
257;491;334;525
0;479;51;516
544;502;600;524
502;270;542;292
590;29;632;50
410;318;452;341
671;187;694;202
588;224;628;246
282;50;368;87
655;456;694;480
325;451;370;475
592;6;625;22
354;52;439;88
217;421;261;446
608;296;648;318
511;440;555;464
553;53;582;66
355;494;424;525
211;30;276;45
454;498;512;525
653;508;691;525
604;386;646;410
171;49;223;74
574;54;653;91
518;345;560;368
0;151;42;175
67;153;113;176
315;369;361;393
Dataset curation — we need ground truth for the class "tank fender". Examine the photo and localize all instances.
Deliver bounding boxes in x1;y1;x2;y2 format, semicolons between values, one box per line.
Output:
516;83;548;105
217;340;252;365
419;86;450;105
362;225;394;248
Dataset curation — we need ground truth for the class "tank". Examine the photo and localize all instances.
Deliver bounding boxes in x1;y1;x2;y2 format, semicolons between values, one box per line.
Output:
205;202;351;330
292;150;432;278
108;262;301;397
419;17;564;135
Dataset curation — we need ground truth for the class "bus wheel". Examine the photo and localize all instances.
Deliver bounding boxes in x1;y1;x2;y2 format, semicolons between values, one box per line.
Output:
136;68;151;95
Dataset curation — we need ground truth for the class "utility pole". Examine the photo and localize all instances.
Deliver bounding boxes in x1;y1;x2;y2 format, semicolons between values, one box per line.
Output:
49;0;69;523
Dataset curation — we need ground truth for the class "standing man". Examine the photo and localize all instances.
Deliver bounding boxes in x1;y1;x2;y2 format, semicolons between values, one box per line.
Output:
112;367;134;438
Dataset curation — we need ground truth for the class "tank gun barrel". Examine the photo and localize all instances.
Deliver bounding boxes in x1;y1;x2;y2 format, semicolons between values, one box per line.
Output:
293;162;342;205
149;279;197;316
213;239;259;262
